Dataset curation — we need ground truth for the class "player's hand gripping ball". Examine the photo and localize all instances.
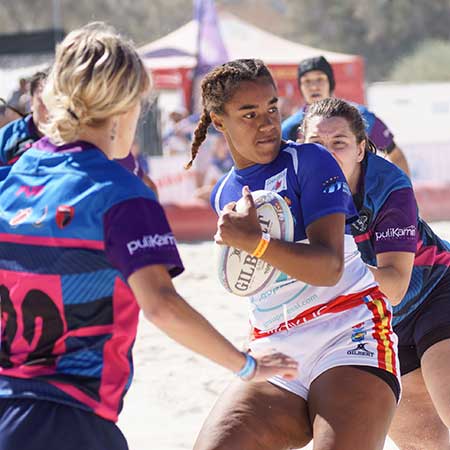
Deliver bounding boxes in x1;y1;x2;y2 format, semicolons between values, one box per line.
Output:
216;189;294;297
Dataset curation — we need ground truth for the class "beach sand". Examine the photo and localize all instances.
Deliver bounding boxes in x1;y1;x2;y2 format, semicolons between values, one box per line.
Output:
118;222;450;450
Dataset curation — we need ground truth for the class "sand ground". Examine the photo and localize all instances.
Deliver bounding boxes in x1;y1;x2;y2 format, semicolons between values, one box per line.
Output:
118;222;450;450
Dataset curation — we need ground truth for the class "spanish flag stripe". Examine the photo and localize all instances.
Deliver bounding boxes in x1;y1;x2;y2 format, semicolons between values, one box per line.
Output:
366;297;396;375
366;299;386;370
377;298;397;375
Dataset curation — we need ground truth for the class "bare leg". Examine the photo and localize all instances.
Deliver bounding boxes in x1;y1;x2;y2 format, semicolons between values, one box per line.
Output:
389;367;450;450
308;366;397;450
194;379;312;450
422;339;450;431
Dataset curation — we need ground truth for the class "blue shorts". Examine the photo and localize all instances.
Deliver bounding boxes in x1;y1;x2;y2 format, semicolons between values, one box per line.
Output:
0;398;128;450
394;270;450;375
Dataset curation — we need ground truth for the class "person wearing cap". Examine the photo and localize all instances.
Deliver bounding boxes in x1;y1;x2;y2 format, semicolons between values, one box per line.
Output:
282;56;410;175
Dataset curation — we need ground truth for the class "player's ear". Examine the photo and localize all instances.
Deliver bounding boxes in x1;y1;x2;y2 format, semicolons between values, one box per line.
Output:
357;140;365;162
210;111;225;132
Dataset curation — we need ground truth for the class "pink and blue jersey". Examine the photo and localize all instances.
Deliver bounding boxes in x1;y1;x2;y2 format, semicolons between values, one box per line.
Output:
211;142;377;335
0;138;183;422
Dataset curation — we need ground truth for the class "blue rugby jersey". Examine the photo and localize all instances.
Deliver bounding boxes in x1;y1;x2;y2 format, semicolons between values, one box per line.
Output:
0;115;40;165
211;141;376;335
282;104;395;152
351;151;450;326
0;139;183;421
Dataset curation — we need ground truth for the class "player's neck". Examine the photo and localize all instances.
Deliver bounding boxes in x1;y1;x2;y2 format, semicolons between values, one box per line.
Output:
347;164;362;195
78;122;115;160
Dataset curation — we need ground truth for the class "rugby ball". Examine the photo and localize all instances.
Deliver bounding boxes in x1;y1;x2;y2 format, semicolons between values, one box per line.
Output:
216;190;294;297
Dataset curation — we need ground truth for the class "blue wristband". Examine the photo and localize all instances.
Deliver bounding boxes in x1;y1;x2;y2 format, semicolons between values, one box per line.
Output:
236;353;257;380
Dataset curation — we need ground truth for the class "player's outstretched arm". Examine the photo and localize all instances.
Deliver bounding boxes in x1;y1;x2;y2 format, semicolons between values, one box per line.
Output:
128;265;298;381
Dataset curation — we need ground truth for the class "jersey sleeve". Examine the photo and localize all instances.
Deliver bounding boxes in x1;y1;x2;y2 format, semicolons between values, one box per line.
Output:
210;172;230;214
362;109;395;152
103;197;184;279
371;188;418;254
297;143;358;228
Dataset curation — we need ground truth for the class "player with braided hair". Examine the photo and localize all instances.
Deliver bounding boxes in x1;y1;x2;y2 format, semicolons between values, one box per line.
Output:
191;59;400;450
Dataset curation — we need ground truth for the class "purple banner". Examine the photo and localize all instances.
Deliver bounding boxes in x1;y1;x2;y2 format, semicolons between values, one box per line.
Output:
191;0;228;111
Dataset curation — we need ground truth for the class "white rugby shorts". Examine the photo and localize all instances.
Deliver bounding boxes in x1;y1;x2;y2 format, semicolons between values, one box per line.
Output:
249;287;400;400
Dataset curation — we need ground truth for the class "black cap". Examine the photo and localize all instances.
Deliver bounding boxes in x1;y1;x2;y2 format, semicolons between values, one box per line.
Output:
297;56;335;92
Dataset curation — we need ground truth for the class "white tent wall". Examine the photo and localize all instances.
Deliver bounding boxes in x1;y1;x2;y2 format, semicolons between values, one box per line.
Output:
368;82;450;183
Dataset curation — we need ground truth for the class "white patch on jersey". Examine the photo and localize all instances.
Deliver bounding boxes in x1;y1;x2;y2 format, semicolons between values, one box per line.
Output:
264;168;287;193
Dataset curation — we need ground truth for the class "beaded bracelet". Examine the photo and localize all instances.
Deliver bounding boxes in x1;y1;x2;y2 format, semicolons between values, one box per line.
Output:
251;233;271;259
236;353;257;380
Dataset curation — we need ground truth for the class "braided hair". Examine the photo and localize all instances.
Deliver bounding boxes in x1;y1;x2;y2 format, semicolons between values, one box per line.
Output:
186;59;275;169
300;97;377;154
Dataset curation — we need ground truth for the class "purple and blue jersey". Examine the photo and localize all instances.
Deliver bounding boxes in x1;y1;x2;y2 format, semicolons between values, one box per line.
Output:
351;151;450;326
282;104;395;152
0;138;183;422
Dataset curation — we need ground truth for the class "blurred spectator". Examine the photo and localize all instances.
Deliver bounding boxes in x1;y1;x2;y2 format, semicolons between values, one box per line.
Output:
7;77;30;115
162;106;190;156
0;71;48;165
195;134;233;201
29;71;49;129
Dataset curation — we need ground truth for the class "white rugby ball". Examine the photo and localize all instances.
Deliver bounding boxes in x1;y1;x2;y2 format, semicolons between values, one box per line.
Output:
216;190;294;297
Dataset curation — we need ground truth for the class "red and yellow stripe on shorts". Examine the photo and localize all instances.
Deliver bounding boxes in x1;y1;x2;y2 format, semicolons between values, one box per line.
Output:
364;291;397;376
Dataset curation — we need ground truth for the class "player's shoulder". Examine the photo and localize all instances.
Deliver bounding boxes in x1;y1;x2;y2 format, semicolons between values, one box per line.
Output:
282;140;331;160
350;102;377;120
101;158;156;204
366;151;411;188
46;147;156;209
280;141;335;178
210;168;235;213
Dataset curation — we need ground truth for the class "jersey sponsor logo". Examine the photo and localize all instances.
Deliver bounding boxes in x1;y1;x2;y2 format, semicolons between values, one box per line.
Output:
347;342;374;357
375;225;416;241
15;185;45;198
56;205;75;229
9;208;33;227
127;232;177;255
322;176;351;196
264;169;287;193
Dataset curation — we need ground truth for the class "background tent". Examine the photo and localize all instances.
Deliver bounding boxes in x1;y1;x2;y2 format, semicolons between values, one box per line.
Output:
139;12;366;110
